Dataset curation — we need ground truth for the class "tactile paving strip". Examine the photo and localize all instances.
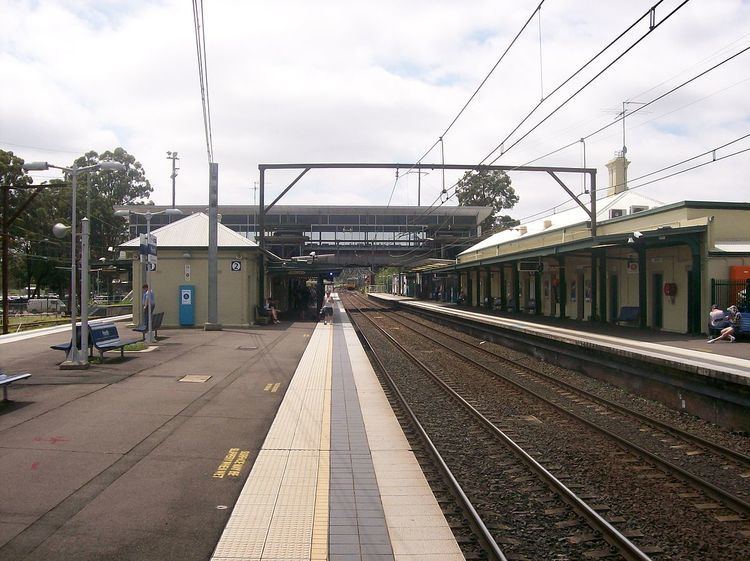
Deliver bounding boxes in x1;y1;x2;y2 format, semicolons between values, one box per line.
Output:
211;325;332;560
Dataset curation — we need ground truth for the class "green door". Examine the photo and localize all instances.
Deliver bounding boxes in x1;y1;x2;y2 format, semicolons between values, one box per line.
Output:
653;273;663;329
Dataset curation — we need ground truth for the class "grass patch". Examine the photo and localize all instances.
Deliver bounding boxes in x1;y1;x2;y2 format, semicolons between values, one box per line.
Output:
124;342;148;351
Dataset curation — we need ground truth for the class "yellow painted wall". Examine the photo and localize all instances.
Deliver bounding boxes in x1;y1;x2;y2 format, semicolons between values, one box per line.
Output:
132;249;259;328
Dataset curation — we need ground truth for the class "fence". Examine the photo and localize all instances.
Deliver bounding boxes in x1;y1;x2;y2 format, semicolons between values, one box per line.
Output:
711;279;749;312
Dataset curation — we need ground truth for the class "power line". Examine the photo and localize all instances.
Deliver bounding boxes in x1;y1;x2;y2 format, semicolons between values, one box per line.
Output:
484;0;692;165
503;42;750;201
192;0;214;163
394;0;547;199
510;132;750;226
398;1;687;231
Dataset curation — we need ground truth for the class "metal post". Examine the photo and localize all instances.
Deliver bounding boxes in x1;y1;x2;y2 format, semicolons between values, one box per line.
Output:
638;246;647;329
599;249;607;323
145;214;154;343
418;170;421;206
499;266;506;311
205;162;221;330
80;218;90;362
67;167;79;364
258;169;265;305
2;185;8;335
557;256;566;319
590;252;597;321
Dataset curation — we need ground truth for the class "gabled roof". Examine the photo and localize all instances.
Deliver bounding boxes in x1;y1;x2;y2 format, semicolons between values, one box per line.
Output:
459;190;662;256
121;212;258;249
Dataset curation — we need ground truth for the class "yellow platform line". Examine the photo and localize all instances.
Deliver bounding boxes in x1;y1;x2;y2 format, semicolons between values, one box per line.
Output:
311;325;333;561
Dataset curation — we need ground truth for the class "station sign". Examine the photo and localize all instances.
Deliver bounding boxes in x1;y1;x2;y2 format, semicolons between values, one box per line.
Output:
139;233;157;264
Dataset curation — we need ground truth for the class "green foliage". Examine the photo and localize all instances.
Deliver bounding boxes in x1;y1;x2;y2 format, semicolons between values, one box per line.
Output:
1;147;152;295
455;170;519;232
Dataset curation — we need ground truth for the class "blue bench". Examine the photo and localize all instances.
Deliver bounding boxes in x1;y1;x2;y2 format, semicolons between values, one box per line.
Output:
90;324;141;361
50;325;93;357
132;312;164;340
0;370;31;401
616;306;641;325
737;313;750;338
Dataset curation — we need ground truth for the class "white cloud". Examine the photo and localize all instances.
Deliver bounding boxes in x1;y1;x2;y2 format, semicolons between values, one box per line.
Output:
1;0;748;221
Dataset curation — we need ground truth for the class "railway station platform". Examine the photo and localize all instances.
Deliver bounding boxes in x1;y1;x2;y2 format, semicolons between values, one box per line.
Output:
369;293;750;381
0;299;464;561
369;293;750;431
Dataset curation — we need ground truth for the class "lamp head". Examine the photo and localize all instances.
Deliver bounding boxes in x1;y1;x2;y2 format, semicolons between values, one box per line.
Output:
164;208;183;216
113;209;130;217
99;161;126;172
52;223;71;239
633;231;643;239
23;161;50;171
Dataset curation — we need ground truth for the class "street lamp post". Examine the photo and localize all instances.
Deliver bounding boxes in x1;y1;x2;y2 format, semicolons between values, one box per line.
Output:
114;207;182;343
24;160;126;369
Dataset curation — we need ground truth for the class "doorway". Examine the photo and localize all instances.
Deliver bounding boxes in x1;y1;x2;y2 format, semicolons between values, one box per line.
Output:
576;272;585;319
609;274;619;322
652;273;663;328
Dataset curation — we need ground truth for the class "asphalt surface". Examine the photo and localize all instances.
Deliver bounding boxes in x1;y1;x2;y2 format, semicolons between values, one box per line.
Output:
0;320;315;561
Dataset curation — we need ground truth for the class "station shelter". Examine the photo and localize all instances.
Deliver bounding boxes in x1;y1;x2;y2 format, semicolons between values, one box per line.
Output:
422;155;750;335
121;212;271;328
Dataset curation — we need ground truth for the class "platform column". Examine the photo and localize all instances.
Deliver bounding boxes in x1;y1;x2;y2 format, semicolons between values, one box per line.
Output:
484;267;491;308
534;270;542;315
638;246;648;329
512;263;520;313
599;249;607;323
688;242;702;335
499;265;507;311
590;252;597;322
557;256;566;319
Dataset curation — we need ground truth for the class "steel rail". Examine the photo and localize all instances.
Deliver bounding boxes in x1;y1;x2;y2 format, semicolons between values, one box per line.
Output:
358;295;750;517
345;303;508;561
345;294;653;561
386;304;750;468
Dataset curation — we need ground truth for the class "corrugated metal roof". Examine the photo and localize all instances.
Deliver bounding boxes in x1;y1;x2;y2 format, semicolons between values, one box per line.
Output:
459;191;663;256
120;212;258;249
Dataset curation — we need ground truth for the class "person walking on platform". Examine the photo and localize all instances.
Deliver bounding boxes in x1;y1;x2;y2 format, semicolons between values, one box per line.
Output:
708;305;741;343
321;293;334;325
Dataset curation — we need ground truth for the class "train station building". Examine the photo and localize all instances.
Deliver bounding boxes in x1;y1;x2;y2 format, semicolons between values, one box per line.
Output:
421;155;750;334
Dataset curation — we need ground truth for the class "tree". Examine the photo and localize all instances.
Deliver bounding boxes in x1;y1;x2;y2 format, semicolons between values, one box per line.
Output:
4;147;153;298
455;170;519;233
70;147;153;260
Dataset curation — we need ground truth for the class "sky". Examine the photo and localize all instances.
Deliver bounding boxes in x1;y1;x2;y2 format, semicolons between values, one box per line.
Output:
2;0;749;226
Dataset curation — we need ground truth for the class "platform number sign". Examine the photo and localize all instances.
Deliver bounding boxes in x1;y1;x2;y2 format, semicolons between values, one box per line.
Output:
230;260;242;272
146;262;157;272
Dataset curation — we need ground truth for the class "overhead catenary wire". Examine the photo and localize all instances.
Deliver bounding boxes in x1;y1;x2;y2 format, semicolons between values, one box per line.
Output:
515;43;750;171
391;0;547;202
398;0;688;231
509;131;750;226
484;0;692;166
192;0;214;163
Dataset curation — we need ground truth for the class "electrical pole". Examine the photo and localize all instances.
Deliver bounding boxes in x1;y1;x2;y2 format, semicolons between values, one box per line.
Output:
167;151;179;208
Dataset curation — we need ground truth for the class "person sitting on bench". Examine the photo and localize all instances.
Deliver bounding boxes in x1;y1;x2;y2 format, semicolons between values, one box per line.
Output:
708;305;740;343
265;298;279;324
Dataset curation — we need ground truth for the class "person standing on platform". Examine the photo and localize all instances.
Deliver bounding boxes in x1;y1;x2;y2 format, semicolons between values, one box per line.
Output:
142;284;155;326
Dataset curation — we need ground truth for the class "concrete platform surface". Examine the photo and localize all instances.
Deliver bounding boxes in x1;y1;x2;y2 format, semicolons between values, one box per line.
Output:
0;320;312;560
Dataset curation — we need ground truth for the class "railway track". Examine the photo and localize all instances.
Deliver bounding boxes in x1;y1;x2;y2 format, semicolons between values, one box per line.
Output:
343;292;750;560
344;293;655;561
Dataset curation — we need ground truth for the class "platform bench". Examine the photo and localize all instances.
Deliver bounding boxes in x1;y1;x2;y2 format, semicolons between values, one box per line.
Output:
255;306;271;325
738;314;750;338
616;306;641;325
132;312;164;340
50;325;93;357
90;324;142;361
0;371;31;401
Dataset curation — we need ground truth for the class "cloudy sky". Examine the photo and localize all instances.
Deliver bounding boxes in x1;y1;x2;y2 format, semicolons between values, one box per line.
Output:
2;0;749;225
